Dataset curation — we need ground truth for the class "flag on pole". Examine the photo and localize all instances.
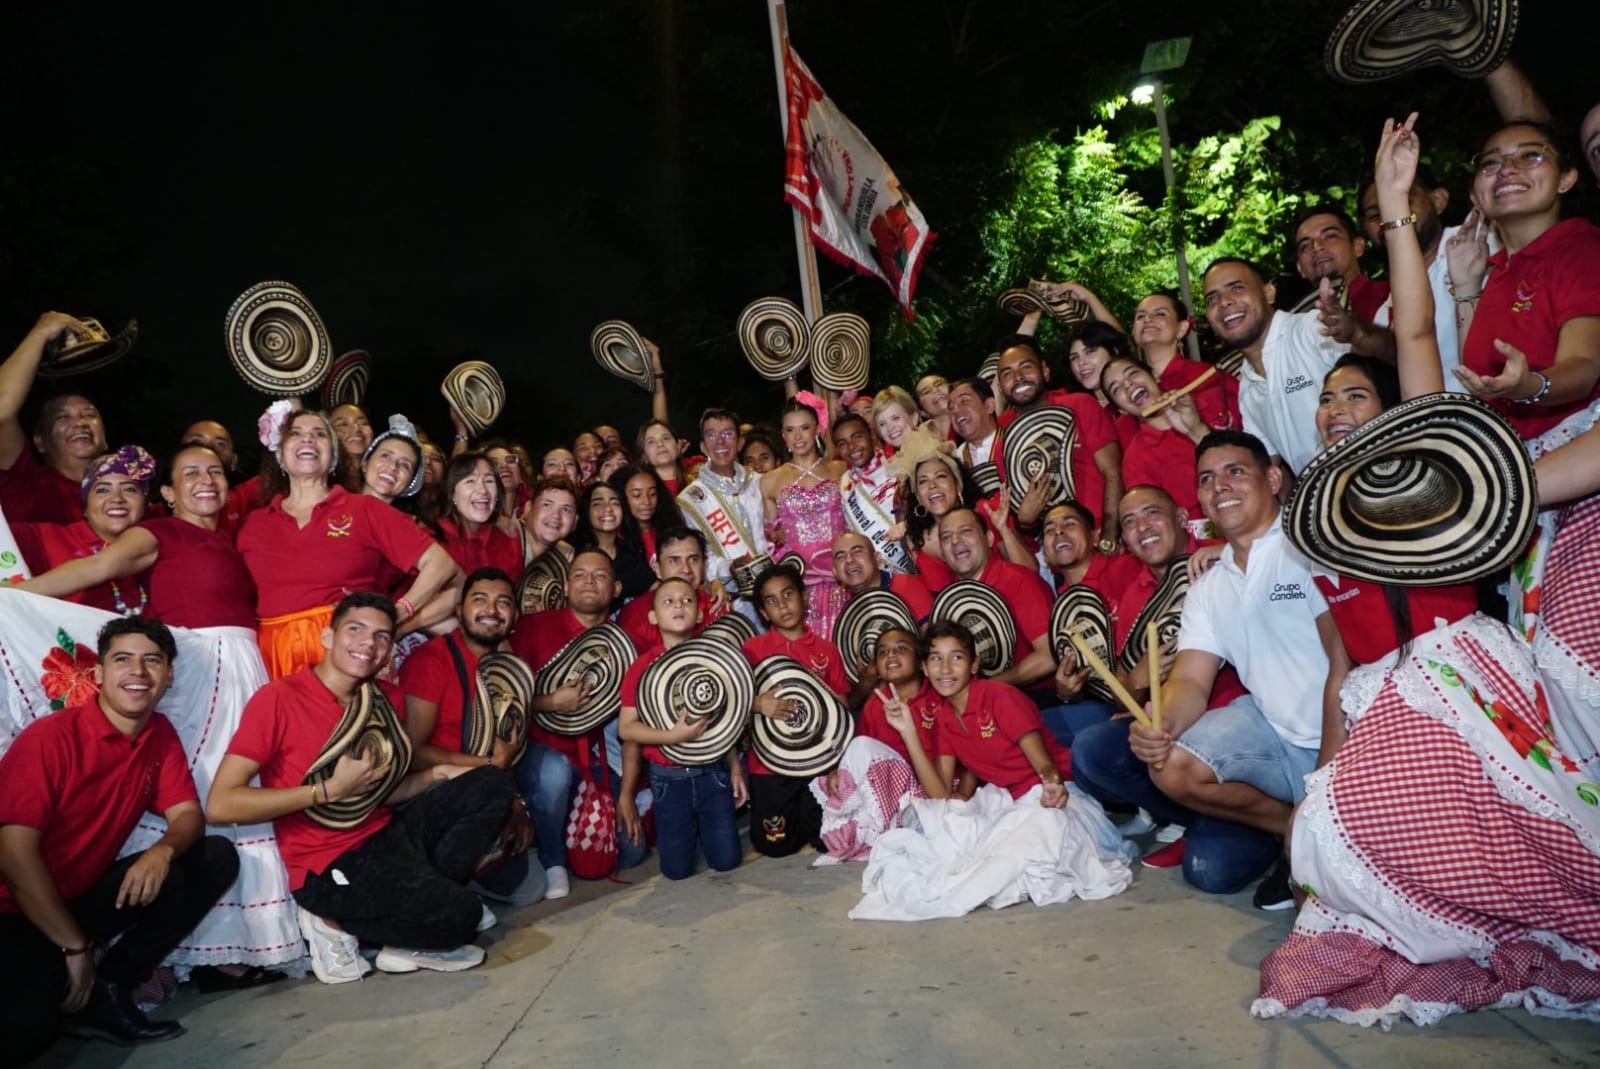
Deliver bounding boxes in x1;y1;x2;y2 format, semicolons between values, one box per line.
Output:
783;47;935;320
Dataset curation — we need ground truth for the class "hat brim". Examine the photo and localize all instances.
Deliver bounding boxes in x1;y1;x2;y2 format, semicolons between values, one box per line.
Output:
441;361;505;437
809;312;871;392
517;569;567;616
1285;394;1536;586
39;319;139;379
303;682;413;829
700;611;757;649
590;320;656;393
749;656;854;777
835;590;919;684
731;553;776;598
1117;556;1189;674
637;637;755;764
969;462;1002;498
225;281;334;397
1001;406;1077;513
463;652;536;760
930;580;1017;676
1051;586;1115;704
738;297;811;382
322;350;371;410
1325;0;1518;83
532;624;637;735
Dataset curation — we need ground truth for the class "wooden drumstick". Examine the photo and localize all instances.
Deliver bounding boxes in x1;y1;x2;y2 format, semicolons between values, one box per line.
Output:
1146;621;1163;734
1141;366;1219;419
1066;627;1153;730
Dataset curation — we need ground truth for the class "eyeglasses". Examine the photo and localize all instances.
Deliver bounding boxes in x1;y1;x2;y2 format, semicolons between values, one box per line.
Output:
1472;143;1556;177
496;456;521;467
704;430;737;443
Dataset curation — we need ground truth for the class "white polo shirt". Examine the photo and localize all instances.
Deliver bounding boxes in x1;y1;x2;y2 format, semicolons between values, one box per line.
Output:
1177;516;1329;749
1235;309;1348;474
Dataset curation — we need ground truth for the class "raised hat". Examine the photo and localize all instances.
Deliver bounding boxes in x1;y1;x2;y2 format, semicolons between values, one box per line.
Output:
978;352;1000;382
1051;585;1115;704
39;317;139;379
590;320;655;393
809;312;871;392
1325;0;1518;84
1284;393;1535;586
440;361;505;437
835;589;919;685
997;288;1048;319
463;651;536;759
1117;559;1190;674
738;297;811;382
636;636;755;765
302;682;413;829
322;349;371;410
1000;406;1077;513
532;623;637;736
225;281;334;397
930;580;1017;676
749;655;854;777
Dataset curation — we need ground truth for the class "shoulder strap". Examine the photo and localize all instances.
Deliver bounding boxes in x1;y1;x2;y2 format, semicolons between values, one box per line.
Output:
445;633;476;753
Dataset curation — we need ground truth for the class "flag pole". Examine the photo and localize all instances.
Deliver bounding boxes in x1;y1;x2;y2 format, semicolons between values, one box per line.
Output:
767;0;825;326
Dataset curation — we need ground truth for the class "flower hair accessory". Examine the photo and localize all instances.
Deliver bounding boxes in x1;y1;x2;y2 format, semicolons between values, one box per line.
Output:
257;399;297;452
80;444;157;504
794;389;829;437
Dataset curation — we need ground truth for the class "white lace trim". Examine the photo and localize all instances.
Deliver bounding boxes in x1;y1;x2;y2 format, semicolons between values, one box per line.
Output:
1251;984;1600;1029
1534;627;1600;712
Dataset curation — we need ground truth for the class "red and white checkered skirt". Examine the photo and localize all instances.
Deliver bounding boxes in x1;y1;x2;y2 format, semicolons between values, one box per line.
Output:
809;736;923;863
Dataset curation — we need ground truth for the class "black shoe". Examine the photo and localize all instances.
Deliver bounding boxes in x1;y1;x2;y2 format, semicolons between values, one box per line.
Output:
59;980;185;1046
1252;858;1295;912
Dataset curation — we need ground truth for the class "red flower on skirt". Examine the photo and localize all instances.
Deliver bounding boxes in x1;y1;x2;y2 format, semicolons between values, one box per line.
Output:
41;629;99;711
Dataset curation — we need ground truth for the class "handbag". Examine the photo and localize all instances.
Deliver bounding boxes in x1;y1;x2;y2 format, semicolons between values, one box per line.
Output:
564;736;618;879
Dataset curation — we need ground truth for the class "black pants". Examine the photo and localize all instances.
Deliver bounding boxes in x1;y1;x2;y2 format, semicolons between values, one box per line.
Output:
0;835;240;1066
748;772;823;858
293;765;513;950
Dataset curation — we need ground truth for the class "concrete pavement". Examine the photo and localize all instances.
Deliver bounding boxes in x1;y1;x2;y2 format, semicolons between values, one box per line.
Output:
38;850;1600;1068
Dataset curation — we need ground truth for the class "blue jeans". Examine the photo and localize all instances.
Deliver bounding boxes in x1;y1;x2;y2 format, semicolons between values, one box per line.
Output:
1070;718;1279;894
1037;698;1115;749
648;763;741;880
1173;695;1318;804
515;742;574;870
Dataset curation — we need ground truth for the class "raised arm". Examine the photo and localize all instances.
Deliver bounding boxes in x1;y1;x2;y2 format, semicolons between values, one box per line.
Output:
0;313;87;470
1374;114;1446;398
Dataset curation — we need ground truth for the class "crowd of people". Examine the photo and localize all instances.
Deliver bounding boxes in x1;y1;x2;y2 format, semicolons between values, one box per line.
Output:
1;40;1599;1062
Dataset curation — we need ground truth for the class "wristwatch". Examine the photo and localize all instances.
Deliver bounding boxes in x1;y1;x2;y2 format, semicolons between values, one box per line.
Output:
1097;538;1117;555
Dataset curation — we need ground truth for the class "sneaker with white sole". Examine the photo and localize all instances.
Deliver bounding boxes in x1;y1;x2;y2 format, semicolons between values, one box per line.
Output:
298;907;371;985
478;903;498;933
544;865;571;900
374;944;486;974
1115;808;1156;838
1153;822;1186;844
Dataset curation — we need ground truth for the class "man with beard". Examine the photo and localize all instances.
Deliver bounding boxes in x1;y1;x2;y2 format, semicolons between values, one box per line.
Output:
829;531;932;621
400;568;544;907
947;378;1000;468
0;313;112;524
993;339;1123;543
937;508;1055;689
831;413;914;574
616;527;729;652
1201;257;1354;474
676;408;769;613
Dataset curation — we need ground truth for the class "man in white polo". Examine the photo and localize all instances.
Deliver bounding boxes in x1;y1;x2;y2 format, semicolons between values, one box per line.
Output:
1128;429;1335;910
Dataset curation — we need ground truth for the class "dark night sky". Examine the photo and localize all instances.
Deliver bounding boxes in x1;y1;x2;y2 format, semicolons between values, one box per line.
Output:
4;1;1597;468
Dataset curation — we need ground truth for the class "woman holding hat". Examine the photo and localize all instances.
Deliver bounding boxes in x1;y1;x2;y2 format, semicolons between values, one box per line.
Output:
8;445;154;614
237;404;461;679
1255;116;1600;1028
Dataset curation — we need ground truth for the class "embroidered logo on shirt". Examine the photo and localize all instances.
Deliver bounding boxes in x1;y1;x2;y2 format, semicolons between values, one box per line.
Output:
1511;280;1535;314
978;713;997;739
763;815;787;842
1269;583;1307;602
326;514;354;538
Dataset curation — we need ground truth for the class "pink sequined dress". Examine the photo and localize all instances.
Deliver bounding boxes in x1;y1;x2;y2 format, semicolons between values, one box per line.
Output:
773;477;849;640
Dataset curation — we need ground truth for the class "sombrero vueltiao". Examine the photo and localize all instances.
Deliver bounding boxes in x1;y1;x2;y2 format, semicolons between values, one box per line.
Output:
1116;558;1189;675
835;590;919;685
1284;394;1536;586
738;297;811;382
322;349;371;410
462;652;535;761
302;682;413;829
1027;279;1093;326
39;317;139;379
636;636;755;765
731;553;776;599
997;288;1049;319
809;312;871;392
440;361;506;437
1051;585;1115;704
517;551;570;616
930;580;1017;676
1000;406;1077;514
225;281;334;397
532;623;637;736
978;352;1001;382
969;462;1002;498
1325;0;1518;84
700;611;757;650
749;655;854;777
590;320;655;393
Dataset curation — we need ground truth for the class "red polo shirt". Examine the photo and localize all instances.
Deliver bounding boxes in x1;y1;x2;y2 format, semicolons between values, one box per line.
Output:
934;678;1067;798
228;668;402;890
996;389;1119;525
616;585;723;653
1055;551;1142;608
742;629;852;776
11;520;146;613
509;607;603;761
236;486;436;618
1111;559;1247;710
0;701;196;909
620;643;674;767
1156;354;1241;431
976;555;1053;668
1462;218;1600;438
143;516;257;629
438;517;523;579
856;679;944;764
1315;575;1477;667
217;475;265;543
1121;425;1201;514
398;633;479;752
0;448;83;526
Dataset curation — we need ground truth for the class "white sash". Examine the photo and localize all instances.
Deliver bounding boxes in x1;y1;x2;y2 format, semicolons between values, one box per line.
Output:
841;467;913;574
678;478;757;560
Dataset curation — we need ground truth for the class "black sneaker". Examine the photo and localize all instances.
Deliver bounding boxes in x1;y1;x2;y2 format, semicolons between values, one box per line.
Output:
1252;858;1295;911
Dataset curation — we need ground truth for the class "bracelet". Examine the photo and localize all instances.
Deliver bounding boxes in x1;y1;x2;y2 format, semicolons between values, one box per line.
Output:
395;595;416;619
1379;212;1417;231
1514;371;1552;405
1453;292;1481;304
62;943;92;956
454;434;468;442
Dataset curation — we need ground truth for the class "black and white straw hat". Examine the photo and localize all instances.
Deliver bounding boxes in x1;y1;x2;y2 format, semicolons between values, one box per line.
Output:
533;623;636;736
1117;557;1189;675
440;361;506;437
835;590;918;685
809;312;871;392
738;297;811;382
590;320;655;393
1000;406;1077;513
322;349;371;410
636;636;755;765
39;317;139;379
930;580;1016;676
463;652;536;760
1325;0;1518;84
302;682;413;829
749;655;854;777
225;281;333;397
1051;585;1115;704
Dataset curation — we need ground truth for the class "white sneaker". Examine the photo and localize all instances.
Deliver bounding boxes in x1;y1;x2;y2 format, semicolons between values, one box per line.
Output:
374;944;486;974
298;907;371;984
478;902;498;932
1116;808;1156;838
544;866;571;900
1154;823;1186;844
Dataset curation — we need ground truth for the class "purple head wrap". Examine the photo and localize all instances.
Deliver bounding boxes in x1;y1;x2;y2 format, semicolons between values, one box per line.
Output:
80;444;157;505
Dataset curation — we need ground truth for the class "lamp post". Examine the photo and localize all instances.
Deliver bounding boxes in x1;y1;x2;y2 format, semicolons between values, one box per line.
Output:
1134;37;1199;361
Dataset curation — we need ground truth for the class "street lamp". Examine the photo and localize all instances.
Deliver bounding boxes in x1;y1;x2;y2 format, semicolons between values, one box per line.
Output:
1134;37;1199;361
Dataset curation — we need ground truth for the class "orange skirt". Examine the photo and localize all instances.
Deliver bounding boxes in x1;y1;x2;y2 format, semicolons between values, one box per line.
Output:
258;605;334;680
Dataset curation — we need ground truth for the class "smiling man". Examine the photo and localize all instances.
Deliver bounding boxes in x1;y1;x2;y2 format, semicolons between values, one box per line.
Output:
676;407;769;605
832;413;914;575
0;618;239;1058
1289;205;1388;322
938;507;1056;689
829;530;933;621
947;377;1000;467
